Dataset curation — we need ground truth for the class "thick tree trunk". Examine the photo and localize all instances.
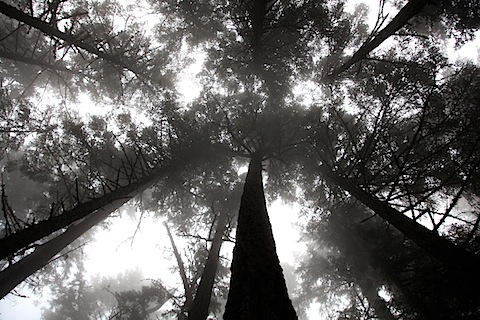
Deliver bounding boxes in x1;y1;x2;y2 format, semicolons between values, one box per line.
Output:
323;168;480;277
188;210;228;320
0;170;164;261
0;1;141;77
223;154;297;320
0;197;129;299
325;0;430;81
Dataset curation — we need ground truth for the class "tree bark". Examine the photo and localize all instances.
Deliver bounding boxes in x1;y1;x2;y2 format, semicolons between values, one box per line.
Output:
323;168;480;277
223;154;297;320
0;169;164;261
0;196;130;299
188;210;228;320
0;1;142;77
325;0;430;81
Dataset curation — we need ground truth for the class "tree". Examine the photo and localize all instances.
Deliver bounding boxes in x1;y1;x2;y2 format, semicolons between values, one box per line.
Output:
187;209;228;320
325;0;431;80
224;153;297;320
0;196;133;299
1;0;480;318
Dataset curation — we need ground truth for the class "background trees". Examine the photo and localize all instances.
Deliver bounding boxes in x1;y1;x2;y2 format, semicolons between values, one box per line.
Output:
1;0;480;319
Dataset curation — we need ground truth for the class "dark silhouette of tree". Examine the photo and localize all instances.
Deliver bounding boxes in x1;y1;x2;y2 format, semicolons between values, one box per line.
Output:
224;153;297;320
188;209;228;320
325;0;431;80
0;197;133;298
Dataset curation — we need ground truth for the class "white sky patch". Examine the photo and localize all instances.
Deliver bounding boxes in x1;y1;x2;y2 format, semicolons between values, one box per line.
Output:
75;91;108;117
0;293;43;320
306;301;332;320
447;30;480;63
268;199;304;266
84;211;171;281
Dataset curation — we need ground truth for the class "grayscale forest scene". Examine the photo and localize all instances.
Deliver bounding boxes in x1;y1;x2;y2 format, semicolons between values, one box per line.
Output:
0;0;479;319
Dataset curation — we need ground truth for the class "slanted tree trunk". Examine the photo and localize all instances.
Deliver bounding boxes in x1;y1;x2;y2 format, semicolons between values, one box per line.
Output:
223;154;297;320
322;168;480;277
188;210;228;320
0;169;164;261
325;0;430;80
0;196;130;299
164;222;194;320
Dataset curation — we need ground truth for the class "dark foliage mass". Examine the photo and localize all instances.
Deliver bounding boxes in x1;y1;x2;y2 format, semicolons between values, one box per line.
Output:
0;0;480;319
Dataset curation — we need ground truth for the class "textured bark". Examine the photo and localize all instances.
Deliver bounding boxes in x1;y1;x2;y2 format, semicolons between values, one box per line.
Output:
325;0;430;80
0;197;128;299
0;170;164;261
0;1;142;77
223;154;297;320
188;210;228;320
323;168;480;276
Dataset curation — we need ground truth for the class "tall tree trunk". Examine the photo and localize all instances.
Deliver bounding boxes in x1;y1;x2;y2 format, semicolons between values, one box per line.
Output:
0;1;142;77
0;169;164;261
223;154;297;320
0;196;130;299
188;210;228;320
325;0;430;81
323;168;480;277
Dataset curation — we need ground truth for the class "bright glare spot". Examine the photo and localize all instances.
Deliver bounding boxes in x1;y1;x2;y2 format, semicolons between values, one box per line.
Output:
378;286;393;302
292;80;324;106
236;165;248;176
306;302;326;320
76;92;107;117
177;49;206;104
447;30;480;63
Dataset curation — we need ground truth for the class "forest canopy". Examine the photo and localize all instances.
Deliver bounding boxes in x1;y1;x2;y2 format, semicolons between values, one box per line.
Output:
0;0;480;319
